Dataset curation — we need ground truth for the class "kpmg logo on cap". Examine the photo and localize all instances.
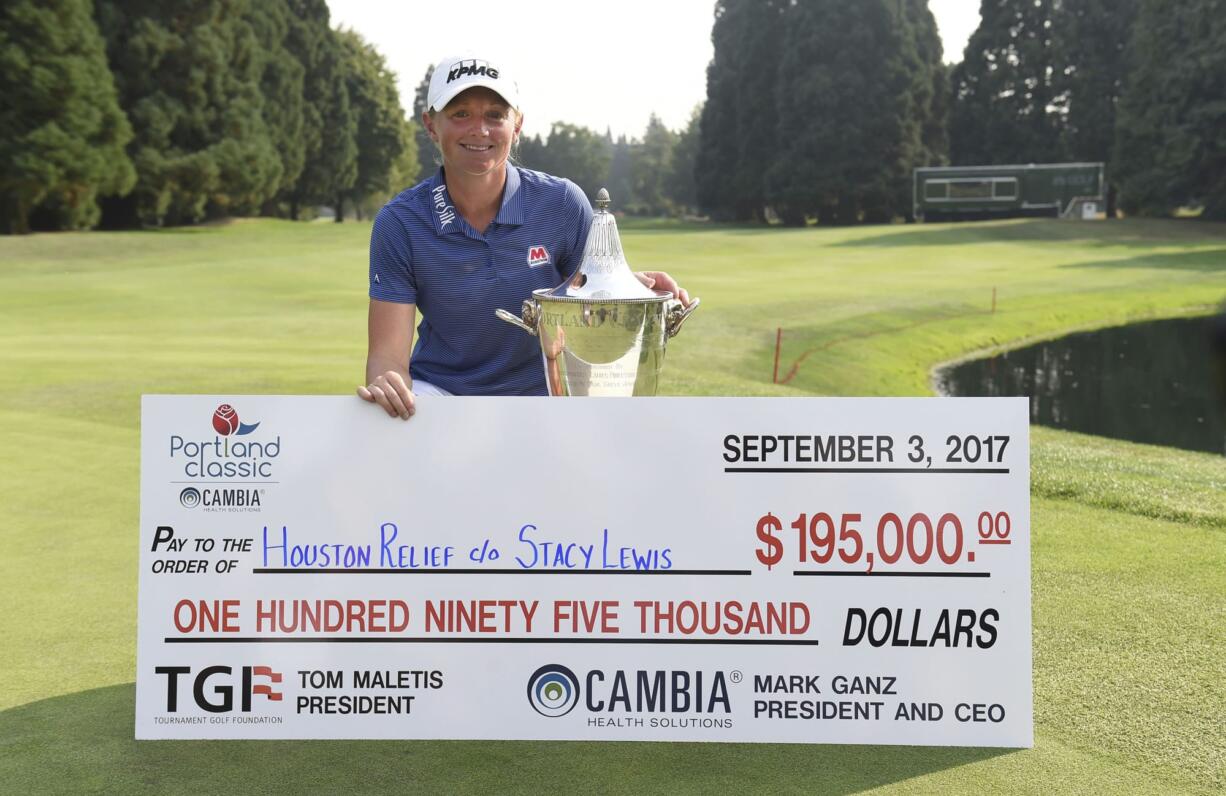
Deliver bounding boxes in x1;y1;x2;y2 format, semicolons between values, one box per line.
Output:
447;59;499;83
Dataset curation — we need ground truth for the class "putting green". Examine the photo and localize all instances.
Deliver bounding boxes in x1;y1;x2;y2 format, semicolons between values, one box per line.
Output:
1;217;1222;793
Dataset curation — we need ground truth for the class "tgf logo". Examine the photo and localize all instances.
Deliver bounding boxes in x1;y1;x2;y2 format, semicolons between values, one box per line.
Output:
155;665;283;713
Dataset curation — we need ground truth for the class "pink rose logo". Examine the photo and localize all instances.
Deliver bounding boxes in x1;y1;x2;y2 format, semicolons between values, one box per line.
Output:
211;404;259;436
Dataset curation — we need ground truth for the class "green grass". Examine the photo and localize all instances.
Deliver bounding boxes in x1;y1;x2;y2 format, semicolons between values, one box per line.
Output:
1;217;1224;794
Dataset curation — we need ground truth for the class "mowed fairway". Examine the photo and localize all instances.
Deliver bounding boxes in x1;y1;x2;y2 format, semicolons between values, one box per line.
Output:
1;217;1223;794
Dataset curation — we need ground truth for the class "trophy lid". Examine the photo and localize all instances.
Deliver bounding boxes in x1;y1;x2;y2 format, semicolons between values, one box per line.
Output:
542;189;662;301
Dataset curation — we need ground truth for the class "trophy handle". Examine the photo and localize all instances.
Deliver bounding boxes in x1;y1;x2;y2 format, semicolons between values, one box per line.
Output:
495;299;541;337
665;296;700;339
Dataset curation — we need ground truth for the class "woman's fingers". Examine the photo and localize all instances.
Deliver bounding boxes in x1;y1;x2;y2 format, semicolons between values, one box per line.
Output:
359;373;415;420
381;371;416;418
639;271;692;306
368;385;401;418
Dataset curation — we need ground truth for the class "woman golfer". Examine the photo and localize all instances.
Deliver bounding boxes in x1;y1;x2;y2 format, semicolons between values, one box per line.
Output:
359;55;689;418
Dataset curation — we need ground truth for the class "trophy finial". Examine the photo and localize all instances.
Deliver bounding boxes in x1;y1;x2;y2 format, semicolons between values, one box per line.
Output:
595;188;611;211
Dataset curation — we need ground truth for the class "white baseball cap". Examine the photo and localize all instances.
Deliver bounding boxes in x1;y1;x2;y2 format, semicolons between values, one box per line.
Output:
428;56;520;112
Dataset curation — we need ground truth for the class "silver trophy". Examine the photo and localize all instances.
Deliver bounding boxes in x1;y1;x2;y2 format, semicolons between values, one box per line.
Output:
496;189;699;396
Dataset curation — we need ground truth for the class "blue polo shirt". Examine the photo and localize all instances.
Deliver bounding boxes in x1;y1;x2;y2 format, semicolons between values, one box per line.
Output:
369;166;593;395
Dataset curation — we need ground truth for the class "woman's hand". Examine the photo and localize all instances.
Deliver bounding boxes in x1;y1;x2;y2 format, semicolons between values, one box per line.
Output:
635;271;692;307
357;370;416;419
361;300;417;420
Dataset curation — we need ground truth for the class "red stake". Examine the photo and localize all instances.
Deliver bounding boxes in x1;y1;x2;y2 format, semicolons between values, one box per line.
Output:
773;328;782;383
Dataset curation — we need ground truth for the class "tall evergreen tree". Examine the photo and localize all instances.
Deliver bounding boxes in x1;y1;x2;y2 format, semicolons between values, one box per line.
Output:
872;0;945;221
535;123;610;201
926;62;951;165
950;0;1067;166
0;0;135;233
695;0;749;220
604;131;635;210
516;132;548;172
630;115;677;216
696;0;791;220
386;118;420;196
276;0;356;220
245;0;306;214
95;0;282;226
412;66;437;181
336;28;411;221
1114;0;1225;219
766;1;929;224
728;0;786;221
667;106;702;214
354;116;419;218
906;0;948;168
1057;0;1139;216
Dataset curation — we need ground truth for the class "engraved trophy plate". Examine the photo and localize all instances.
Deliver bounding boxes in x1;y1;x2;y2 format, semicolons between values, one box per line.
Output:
496;189;698;396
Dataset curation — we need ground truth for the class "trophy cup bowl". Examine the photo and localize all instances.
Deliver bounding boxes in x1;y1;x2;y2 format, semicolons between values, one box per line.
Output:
495;190;699;396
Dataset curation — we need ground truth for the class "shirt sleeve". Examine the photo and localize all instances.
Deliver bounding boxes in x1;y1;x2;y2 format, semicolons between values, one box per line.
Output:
369;205;417;304
556;179;594;278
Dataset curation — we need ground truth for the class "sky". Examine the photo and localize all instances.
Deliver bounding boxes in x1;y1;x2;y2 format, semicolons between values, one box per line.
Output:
327;0;981;140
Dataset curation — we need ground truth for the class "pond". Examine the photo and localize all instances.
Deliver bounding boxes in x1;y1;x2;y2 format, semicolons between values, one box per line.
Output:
936;315;1225;455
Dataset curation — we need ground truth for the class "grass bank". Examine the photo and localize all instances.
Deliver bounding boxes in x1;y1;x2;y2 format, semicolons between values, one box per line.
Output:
0;217;1223;793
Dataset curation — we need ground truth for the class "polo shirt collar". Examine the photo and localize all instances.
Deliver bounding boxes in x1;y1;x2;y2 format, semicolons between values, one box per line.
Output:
494;165;524;226
426;169;461;237
427;166;524;237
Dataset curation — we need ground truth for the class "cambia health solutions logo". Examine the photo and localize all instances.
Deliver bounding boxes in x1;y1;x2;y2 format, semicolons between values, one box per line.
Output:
526;663;734;728
171;403;280;512
527;664;580;717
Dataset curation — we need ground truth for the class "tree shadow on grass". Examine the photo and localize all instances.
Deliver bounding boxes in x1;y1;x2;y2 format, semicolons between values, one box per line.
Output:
0;684;1015;795
831;219;1226;249
1057;248;1226;273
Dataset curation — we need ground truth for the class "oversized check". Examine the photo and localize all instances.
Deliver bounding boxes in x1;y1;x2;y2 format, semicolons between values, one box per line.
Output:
137;396;1031;745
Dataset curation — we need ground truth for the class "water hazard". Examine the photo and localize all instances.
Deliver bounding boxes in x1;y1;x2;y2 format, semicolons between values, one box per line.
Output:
937;315;1225;455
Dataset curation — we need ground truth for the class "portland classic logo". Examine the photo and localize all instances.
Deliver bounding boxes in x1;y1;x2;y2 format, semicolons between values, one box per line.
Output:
212;404;260;436
527;664;580;717
168;402;281;484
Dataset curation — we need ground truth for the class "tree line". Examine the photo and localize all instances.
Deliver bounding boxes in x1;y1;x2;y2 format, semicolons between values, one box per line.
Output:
3;0;1222;233
1;0;413;234
523;0;1223;225
0;0;701;233
951;0;1224;220
694;0;1224;224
